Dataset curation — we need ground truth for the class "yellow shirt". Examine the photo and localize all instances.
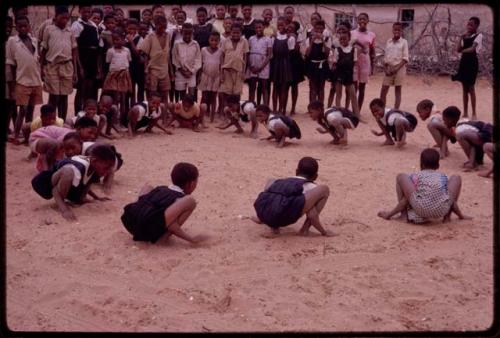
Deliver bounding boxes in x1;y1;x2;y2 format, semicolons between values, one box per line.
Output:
30;117;65;132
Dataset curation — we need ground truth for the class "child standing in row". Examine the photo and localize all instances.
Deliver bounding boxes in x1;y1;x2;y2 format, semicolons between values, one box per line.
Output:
271;17;293;115
199;32;222;123
287;21;306;115
246;20;272;107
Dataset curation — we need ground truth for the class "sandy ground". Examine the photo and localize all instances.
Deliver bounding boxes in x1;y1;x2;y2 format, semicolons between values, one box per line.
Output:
5;74;494;332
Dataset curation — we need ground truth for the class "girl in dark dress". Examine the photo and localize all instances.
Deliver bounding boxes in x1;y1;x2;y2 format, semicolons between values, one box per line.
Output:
304;20;330;106
270;17;292;114
287;21;306;115
452;16;482;120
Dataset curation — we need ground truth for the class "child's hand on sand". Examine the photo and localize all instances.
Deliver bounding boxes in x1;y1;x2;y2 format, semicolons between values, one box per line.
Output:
191;234;210;245
95;196;112;202
371;129;383;136
62;209;77;221
321;230;336;237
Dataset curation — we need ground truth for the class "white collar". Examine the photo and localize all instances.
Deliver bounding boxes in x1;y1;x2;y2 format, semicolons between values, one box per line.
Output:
168;184;185;194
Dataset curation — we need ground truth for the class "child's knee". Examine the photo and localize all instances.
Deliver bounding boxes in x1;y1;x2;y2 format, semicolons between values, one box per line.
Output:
51;166;74;186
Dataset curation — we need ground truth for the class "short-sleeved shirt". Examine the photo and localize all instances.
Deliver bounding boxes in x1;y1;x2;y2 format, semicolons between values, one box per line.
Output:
5;35;42;86
172;39;202;74
41;24;77;63
263;24;277;37
350;29;376;54
292;176;317;193
72;111;101;126
273;32;295;50
384;37;409;66
247;35;273;67
106;47;132;72
380;108;408;127
332;45;358;63
70;18;99;40
211;18;225;34
30;117;65;132
221;38;249;72
461;32;483;53
29;125;72;144
137;32;171;77
174;102;200;120
267;114;287;133
36;18;56;44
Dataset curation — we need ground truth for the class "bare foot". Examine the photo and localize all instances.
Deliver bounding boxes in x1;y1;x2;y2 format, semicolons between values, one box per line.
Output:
377;211;392;220
396;140;406;148
250;215;262;224
382;139;395;146
250;132;258;139
321;230;337;237
61;209;77;221
316;127;328;134
297;229;310;236
191;234;210;245
235;129;244;134
478;171;492;178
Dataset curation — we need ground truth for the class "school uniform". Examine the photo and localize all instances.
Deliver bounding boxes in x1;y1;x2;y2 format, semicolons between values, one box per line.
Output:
41;24;77;95
125;34;145;101
198;47;222;92
98;29;114;81
332;45;357;86
220;38;249;95
172;39;202;91
253;176;312;228
263;23;277;38
121;185;186;243
71;111;102;127
193;23;214;49
137;32;172;92
304;36;331;83
133;101;164;130
383;37;409;86
242;18;256;40
5;34;43;106
452;32;483;86
270;33;294;86
322;107;359;131
28;126;74;172
30;117;65;132
266;114;301;139
71;18;100;79
455;119;493;164
210;18;225;34
246;35;273;79
380;108;418;139
103;47;133;93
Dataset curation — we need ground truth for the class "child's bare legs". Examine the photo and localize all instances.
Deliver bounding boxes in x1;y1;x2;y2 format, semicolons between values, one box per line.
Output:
444;175;471;221
298;185;332;236
272;124;289;148
278;83;288;115
102;169;116;195
36;138;60;170
51;166;77;221
318;80;325;105
330;118;352;144
380;85;390;106
272;82;280;112
198;103;208;129
163;195;206;244
309;80;318;104
478;142;494;177
456;130;483;169
21;122;31;144
461;83;469;118
218;92;226;120
201;91;212;122
394;85;402;110
427;120;449;158
378;173;415;220
327;82;336;107
127;108;140;137
14;105;29;139
355;82;366;112
261;79;270;107
335;82;343;108
394;118;410;147
346;84;360;117
161;91;170;126
289;83;297;115
248;111;259;138
469;84;476;120
248;78;257;102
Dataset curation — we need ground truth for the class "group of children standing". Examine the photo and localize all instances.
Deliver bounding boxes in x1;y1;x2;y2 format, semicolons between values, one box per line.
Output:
5;6;492;245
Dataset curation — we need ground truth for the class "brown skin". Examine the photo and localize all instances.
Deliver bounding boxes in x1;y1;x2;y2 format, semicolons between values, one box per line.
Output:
127;96;172;137
380;25;406;110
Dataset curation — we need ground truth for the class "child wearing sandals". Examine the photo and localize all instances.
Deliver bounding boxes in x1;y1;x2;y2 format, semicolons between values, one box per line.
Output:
252;156;334;237
307;100;359;145
378;148;471;224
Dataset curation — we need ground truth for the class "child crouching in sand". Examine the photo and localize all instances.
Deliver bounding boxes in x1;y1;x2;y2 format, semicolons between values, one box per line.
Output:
217;95;259;137
378;148;471;223
307;100;359;145
165;93;207;132
252;157;334;237
31;143;116;221
255;104;302;148
121;162;208;245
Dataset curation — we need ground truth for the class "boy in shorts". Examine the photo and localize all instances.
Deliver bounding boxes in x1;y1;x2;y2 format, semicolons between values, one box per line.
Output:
165;94;207;132
172;23;201;100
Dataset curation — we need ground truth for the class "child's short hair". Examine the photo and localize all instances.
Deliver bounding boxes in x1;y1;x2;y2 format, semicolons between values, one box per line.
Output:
127;18;139;26
91;7;103;17
196;6;207;14
62;131;81;143
182;93;196;105
253;19;264;26
226;95;240;106
358;12;369;20
314;19;325;28
112;27;126;37
420;148;440;170
182;22;193;30
142;8;152;15
154;15;167;26
369;98;385;109
89;143;117;163
40;104;56;117
209;31;221;39
442;106;461;121
103;13;115;22
55;5;69;16
256;104;271;114
84;99;98;108
75;116;98;129
176;10;187;19
307;100;324;111
469;16;480;26
171;162;199;189
416;99;433;112
297;157;319;180
393;22;403;29
15;15;29;24
337;20;351;30
231;22;242;31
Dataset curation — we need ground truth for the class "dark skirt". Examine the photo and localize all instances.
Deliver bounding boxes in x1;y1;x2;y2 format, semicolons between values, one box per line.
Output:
452;53;479;86
289;50;305;84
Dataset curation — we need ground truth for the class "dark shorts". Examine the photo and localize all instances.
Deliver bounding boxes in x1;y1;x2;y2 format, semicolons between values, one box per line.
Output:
135;116;152;130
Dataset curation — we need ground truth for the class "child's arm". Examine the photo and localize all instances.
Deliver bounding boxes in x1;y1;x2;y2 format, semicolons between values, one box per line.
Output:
371;119;389;137
51;166;77;220
87;186;111;201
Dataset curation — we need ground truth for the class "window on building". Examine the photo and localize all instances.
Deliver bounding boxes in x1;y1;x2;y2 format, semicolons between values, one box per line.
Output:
129;10;141;21
399;9;414;43
334;12;354;30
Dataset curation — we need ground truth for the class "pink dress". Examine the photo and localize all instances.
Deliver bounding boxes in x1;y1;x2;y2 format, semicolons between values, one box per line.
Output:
350;29;376;83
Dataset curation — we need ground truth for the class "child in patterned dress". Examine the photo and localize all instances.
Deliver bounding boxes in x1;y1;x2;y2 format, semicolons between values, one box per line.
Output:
378;148;471;223
199;32;222;122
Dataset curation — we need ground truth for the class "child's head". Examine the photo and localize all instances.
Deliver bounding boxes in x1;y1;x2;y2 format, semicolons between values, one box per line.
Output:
307;100;324;121
369;98;385;119
103;13;116;31
313;20;326;34
126;18;139;36
230;23;242;41
420;148;440;170
215;5;226;19
62;132;83;157
149;92;162;110
223;17;233;33
15;16;30;37
114;8;124;23
176;10;187;25
54;6;70;29
416;99;434;120
336;21;351;35
154;15;167;32
262;8;273;23
142;8;153;23
181;93;196;111
254;20;264;36
442;106;461;128
40;104;57;127
392;22;403;39
79;6;92;20
241;5;252;20
310;12;322;26
170;5;182;18
112;27;125;47
208;31;220;48
255;104;271;123
196;7;208;25
226;95;240;112
339;31;350;46
467;16;480;33
284;6;295;22
277;16;287;33
171;162;199;194
139;21;149;37
152;4;165;19
98;95;114;114
296;157;319;181
181;22;193;42
84;99;98;118
357;13;369;30
88;144;117;177
74;117;98;141
90;8;103;27
228;5;239;18
102;5;114;15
